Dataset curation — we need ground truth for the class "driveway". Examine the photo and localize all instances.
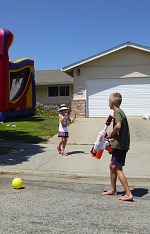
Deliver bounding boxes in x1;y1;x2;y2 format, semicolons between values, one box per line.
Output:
51;117;150;180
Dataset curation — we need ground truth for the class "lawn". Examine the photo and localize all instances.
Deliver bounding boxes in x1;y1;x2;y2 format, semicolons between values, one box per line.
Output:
0;116;59;144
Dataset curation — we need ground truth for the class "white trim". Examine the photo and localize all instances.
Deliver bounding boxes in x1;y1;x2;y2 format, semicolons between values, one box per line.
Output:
36;81;73;86
62;45;126;71
62;43;150;72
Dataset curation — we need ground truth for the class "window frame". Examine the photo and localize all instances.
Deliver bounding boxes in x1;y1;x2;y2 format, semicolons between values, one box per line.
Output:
48;85;70;97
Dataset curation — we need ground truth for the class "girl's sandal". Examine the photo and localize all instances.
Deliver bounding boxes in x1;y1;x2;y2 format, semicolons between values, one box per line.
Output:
61;152;68;156
57;147;61;154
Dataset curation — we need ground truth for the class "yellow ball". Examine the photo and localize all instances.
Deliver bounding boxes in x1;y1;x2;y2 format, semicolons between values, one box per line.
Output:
12;178;23;189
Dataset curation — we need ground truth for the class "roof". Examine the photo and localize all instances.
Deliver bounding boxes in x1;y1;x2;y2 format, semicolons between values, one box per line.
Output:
35;69;73;85
62;42;150;72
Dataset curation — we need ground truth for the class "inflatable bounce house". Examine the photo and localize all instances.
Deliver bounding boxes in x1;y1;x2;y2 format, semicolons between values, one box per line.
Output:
0;28;36;122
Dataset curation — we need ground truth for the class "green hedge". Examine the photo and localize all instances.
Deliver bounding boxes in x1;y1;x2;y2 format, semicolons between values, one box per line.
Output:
36;103;59;117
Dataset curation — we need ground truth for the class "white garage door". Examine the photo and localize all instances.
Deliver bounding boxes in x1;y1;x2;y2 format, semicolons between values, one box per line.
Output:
87;78;150;117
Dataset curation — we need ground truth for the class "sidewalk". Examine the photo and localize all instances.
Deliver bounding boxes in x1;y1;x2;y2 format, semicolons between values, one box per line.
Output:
0;117;150;184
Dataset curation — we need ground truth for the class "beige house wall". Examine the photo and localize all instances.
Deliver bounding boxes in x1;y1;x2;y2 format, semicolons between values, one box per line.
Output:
71;47;150;117
36;85;73;106
72;47;150;100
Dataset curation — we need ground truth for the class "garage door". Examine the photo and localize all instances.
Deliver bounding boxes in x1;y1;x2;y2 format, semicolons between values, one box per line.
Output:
87;78;150;117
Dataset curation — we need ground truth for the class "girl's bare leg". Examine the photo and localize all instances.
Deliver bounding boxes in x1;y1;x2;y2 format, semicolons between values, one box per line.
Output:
58;139;63;149
61;137;67;152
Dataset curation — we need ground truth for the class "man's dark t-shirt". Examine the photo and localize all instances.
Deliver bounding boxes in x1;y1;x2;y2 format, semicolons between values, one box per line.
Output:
111;108;130;151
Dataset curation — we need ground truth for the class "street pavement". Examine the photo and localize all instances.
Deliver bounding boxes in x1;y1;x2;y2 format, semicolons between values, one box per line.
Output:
0;117;150;234
0;177;150;234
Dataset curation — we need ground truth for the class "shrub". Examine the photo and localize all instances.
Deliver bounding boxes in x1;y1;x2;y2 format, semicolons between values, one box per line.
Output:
36;102;59;117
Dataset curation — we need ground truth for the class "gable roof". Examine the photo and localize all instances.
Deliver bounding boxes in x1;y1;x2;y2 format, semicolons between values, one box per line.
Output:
62;42;150;72
35;69;73;85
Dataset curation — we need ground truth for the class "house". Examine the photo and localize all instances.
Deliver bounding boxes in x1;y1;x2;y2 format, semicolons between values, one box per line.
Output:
35;70;73;107
62;42;150;117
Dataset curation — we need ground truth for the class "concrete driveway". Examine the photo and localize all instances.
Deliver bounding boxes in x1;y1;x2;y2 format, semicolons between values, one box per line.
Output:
51;117;150;180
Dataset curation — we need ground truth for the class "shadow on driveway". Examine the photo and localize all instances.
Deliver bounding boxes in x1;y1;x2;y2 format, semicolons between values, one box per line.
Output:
0;142;46;166
67;151;86;156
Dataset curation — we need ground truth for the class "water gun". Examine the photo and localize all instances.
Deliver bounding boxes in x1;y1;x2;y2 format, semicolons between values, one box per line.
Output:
91;115;115;159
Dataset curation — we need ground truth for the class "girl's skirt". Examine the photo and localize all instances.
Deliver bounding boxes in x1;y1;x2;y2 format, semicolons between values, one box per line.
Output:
58;132;69;138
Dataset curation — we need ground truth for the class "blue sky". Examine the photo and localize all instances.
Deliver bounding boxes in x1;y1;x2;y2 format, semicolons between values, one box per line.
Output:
1;0;150;70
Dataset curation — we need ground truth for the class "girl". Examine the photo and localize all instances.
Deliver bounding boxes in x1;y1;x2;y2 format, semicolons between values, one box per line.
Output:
57;105;76;156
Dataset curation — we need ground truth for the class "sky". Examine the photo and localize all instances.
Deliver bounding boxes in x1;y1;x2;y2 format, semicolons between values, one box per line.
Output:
1;0;150;70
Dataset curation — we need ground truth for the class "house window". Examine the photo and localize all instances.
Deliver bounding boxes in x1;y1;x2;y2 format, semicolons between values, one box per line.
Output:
48;86;69;97
48;87;58;97
59;86;69;96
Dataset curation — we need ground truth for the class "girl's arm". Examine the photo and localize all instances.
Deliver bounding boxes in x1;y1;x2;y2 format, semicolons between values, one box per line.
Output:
58;113;67;123
68;113;76;123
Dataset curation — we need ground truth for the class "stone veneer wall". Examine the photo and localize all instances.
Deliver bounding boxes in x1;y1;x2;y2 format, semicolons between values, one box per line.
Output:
71;100;86;117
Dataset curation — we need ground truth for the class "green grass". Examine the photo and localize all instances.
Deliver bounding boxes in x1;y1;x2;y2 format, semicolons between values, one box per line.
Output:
0;116;59;144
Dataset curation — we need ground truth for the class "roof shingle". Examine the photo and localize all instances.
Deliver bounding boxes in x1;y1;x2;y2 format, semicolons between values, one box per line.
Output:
35;69;73;85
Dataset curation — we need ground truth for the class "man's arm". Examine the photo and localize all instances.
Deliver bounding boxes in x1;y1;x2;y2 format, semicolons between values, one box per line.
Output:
107;122;121;139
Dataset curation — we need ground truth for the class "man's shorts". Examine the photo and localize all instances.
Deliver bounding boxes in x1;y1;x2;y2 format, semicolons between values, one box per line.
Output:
111;149;127;166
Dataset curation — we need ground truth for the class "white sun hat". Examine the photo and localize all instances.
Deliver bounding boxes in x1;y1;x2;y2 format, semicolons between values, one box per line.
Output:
59;104;67;108
58;106;69;111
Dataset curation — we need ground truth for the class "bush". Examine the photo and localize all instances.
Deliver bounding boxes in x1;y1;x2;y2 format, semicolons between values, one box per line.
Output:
36;102;59;117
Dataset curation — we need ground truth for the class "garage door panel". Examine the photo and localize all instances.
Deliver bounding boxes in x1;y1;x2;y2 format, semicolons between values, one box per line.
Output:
87;78;150;117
